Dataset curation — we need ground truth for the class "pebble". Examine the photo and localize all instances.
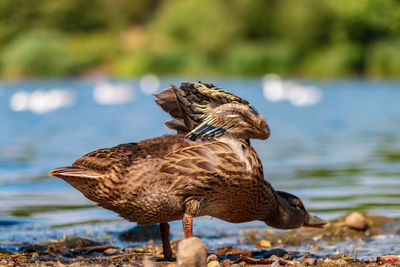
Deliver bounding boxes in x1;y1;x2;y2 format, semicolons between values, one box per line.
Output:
381;254;399;263
313;244;324;251
335;259;348;265
259;240;271;248
176;237;207;267
103;248;119;255
207;254;218;263
376;256;387;264
345;211;368;230
269;255;281;261
207;260;220;267
303;257;316;265
143;257;156;267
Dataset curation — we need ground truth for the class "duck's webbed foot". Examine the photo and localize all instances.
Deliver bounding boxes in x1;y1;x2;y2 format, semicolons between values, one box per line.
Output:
182;214;193;238
160;222;173;261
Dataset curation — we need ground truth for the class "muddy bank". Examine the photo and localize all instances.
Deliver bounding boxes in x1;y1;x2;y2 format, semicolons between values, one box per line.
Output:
0;213;399;266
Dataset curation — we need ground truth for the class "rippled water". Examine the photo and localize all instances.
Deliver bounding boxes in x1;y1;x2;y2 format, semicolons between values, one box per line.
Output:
1;78;399;256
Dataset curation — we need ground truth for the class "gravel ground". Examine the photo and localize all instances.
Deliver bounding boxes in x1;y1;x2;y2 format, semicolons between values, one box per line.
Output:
1;213;399;266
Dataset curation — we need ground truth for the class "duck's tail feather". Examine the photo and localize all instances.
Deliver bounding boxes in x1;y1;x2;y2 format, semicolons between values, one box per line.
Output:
49;167;101;180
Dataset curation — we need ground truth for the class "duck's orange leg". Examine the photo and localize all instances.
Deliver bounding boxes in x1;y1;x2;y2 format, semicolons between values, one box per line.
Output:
160;223;173;261
182;214;193;238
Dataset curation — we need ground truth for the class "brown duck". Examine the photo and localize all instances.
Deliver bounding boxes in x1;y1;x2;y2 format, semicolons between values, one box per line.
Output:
49;82;326;261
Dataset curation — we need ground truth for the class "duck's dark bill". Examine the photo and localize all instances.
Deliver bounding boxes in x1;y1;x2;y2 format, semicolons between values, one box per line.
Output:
303;214;327;228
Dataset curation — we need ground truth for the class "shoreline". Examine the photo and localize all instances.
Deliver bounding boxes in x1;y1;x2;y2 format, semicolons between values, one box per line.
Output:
1;212;399;266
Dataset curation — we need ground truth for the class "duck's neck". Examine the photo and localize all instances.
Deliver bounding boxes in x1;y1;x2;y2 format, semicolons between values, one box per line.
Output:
260;184;305;229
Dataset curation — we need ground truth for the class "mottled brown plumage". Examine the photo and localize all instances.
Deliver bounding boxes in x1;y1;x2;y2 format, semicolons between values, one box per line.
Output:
50;82;326;261
49;135;325;260
154;82;270;140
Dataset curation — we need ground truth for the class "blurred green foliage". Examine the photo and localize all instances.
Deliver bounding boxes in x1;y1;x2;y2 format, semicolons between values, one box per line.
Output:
0;0;399;78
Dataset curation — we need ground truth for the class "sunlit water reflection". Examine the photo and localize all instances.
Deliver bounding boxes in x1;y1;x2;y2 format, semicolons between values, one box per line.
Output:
0;79;399;257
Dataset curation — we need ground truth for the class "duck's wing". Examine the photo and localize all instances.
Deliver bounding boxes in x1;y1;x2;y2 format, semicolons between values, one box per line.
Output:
159;141;250;195
154;82;269;140
49;134;190;180
154;82;249;134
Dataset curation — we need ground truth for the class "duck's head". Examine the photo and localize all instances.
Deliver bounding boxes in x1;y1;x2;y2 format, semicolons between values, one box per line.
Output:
269;191;326;229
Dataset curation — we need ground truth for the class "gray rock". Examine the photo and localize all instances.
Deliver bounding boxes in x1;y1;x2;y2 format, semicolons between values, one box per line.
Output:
345;212;367;230
118;224;161;242
177;237;207;267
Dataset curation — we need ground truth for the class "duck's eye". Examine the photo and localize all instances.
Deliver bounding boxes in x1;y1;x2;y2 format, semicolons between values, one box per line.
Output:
241;144;246;151
295;203;304;210
293;202;301;208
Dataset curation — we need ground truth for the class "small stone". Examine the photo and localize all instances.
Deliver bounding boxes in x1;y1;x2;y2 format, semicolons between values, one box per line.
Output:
304;257;316;266
177;237;207;267
133;247;145;253
143;257;156;267
259;240;271;248
207;260;220;267
376;256;387;264
313;244;324;251
345;212;368;230
207;254;218;263
335;259;348;265
103;248;119;255
221;259;232;266
381;255;399;263
269;255;281;261
123;247;135;253
32;253;40;261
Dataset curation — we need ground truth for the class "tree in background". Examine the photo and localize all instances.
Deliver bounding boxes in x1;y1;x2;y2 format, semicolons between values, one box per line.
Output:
0;0;399;78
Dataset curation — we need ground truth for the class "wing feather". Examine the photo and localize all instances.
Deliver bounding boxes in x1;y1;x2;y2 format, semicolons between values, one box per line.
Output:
49;167;101;179
49;135;192;181
154;82;248;134
159;141;247;189
72;143;139;173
